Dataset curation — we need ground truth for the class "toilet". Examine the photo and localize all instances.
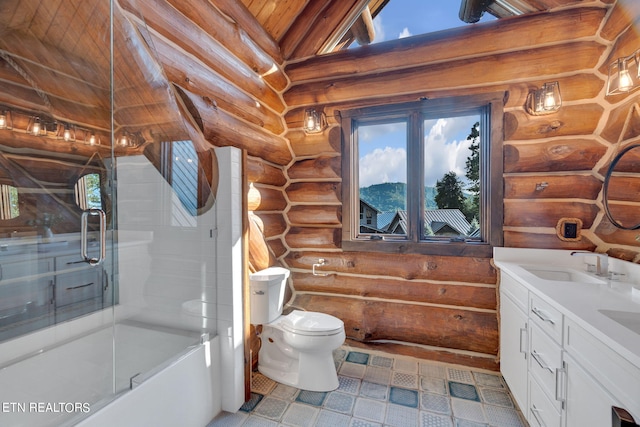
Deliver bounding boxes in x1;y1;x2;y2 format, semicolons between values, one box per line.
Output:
250;267;345;392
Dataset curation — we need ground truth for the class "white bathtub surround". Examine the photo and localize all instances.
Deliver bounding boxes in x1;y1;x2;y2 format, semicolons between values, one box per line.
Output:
0;147;245;426
0;324;218;427
214;146;245;412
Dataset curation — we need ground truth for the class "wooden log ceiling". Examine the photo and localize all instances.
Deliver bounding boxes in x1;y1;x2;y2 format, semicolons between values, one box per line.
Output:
2;0;640;371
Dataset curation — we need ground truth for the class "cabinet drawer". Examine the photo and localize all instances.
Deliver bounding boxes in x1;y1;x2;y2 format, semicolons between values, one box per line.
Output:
529;374;562;427
500;272;528;311
0;259;52;282
529;294;563;343
55;254;91;272
55;270;102;307
530;323;563;412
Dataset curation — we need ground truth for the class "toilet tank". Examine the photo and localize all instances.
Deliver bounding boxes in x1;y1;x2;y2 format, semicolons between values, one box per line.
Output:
249;267;290;324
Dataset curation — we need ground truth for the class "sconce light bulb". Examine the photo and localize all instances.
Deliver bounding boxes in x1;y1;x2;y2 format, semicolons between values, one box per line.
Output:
543;90;556;110
89;134;97;145
63;127;72;141
32;118;41;136
0;113;6;130
619;68;633;92
120;135;129;147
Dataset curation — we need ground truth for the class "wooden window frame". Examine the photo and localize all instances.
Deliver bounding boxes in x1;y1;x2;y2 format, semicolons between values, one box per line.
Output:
340;93;504;258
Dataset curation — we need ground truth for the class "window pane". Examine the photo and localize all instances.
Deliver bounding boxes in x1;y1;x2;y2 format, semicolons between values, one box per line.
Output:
171;140;198;227
423;115;480;240
357;121;407;236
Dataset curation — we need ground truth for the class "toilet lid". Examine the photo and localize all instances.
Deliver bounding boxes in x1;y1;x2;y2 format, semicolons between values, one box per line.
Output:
281;310;344;335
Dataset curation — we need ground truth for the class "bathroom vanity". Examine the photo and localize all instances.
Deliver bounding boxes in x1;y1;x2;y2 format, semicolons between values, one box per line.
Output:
0;234;108;342
494;248;640;427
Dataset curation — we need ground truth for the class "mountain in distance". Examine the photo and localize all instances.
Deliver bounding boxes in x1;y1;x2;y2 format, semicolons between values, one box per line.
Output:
359;182;437;212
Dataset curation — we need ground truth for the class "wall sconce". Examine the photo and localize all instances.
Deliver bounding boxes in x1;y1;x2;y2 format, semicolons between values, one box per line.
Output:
118;133;133;147
86;133;100;146
117;132;143;148
303;108;326;134
526;82;562;115
58;123;76;142
28;116;47;136
0;109;12;130
606;52;640;96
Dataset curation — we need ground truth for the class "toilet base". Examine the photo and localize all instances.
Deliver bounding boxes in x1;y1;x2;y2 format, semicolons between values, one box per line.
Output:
257;326;341;392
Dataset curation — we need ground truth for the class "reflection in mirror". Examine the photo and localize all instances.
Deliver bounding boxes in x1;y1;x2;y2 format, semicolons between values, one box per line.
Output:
75;173;102;211
603;143;640;230
0;184;19;220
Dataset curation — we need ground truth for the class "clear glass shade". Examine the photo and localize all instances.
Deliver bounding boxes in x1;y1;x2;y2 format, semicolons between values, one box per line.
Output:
607;54;640;96
526;81;562;115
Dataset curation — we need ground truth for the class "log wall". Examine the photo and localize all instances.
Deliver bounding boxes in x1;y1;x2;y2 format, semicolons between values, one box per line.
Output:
278;1;640;370
120;0;639;371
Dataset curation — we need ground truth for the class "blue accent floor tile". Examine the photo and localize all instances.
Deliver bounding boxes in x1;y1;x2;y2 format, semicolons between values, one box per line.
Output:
346;351;370;365
449;381;480;402
389;386;419;408
296;390;327;406
240;392;264;412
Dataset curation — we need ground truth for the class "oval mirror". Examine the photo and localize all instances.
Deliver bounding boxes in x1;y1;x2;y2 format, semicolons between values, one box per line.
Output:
603;143;640;230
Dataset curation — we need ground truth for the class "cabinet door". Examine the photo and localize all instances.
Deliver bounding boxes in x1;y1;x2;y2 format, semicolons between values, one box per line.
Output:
563;353;619;427
500;292;529;412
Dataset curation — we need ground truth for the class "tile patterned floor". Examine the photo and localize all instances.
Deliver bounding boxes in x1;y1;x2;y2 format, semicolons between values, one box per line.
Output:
207;346;527;427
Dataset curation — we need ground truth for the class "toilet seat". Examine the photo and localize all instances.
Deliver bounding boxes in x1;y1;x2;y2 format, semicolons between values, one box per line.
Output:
279;310;344;336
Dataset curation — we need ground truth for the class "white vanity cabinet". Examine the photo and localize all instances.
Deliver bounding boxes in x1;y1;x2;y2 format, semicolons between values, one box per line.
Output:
496;248;640;427
499;272;529;412
563;352;619;427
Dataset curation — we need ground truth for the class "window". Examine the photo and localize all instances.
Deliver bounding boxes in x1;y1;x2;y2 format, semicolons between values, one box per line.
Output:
0;184;19;219
341;94;504;257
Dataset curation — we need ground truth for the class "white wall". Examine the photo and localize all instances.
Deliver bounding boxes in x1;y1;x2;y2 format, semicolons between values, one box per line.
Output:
214;146;245;412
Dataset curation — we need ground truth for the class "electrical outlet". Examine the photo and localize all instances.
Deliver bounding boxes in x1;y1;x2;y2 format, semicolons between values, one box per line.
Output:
563;222;578;239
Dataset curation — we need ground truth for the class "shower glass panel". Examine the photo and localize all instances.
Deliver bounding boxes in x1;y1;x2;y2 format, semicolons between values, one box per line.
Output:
111;0;219;394
0;1;115;340
0;0;219;424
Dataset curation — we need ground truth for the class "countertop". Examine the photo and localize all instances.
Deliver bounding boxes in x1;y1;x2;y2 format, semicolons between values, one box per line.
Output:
494;247;640;370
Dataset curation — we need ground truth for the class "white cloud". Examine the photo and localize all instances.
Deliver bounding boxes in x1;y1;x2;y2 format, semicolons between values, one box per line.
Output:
372;15;386;42
423;118;473;186
359;146;407;188
398;27;412;38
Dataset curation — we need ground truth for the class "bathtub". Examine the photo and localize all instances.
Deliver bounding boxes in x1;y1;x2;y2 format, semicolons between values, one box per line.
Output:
0;322;221;427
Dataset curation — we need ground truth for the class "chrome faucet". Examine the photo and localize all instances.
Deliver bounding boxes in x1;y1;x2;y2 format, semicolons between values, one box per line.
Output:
570;251;609;277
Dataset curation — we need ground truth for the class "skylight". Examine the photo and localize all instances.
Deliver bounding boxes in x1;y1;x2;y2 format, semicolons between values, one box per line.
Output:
362;0;495;47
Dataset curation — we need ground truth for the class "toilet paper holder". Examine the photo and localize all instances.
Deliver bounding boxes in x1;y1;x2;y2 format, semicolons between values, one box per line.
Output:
312;258;328;276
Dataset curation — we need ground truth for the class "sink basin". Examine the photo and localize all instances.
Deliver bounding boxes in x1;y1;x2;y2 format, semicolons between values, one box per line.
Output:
520;265;606;284
599;310;640;336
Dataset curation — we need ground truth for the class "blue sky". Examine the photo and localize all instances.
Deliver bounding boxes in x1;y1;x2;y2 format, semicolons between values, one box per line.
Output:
371;0;494;43
357;2;490;189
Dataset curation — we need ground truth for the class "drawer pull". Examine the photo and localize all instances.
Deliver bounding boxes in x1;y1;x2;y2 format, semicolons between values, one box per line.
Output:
532;307;555;325
65;282;94;291
555;363;566;405
531;350;554;373
519;326;528;356
531;404;547;427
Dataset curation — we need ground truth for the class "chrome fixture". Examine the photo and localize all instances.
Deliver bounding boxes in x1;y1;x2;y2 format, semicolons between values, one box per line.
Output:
606;52;640;96
570;251;609;277
526;82;562;115
303;108;326;134
312;258;328;276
